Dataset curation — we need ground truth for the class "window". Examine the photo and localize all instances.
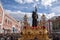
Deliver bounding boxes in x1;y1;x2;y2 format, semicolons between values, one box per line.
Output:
0;16;2;23
8;20;10;24
16;25;18;27
0;25;1;29
5;19;7;23
8;20;12;25
0;21;1;23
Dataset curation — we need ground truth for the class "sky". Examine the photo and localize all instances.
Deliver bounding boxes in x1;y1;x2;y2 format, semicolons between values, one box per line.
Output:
0;0;60;25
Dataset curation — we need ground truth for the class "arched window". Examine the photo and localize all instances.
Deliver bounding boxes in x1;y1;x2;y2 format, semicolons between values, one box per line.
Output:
5;19;7;23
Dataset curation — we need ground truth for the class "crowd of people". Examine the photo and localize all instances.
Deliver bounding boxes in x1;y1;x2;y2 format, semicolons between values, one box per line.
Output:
52;35;60;40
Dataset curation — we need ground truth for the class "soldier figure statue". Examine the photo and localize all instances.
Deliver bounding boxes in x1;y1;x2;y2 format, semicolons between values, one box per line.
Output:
32;6;38;27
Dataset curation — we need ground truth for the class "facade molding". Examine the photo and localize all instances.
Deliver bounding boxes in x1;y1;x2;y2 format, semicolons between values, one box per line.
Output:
0;2;4;29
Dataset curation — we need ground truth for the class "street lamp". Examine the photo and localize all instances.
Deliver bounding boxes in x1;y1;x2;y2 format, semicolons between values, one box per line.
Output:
12;25;15;33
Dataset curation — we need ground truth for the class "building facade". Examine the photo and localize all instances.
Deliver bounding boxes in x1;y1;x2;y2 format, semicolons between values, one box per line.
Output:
52;16;60;32
46;20;53;33
0;3;21;33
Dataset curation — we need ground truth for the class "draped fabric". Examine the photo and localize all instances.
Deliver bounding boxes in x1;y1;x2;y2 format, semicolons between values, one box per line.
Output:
32;11;38;27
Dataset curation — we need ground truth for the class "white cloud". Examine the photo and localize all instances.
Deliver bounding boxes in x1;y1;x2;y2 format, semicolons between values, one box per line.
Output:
46;13;55;19
15;0;34;4
14;0;58;10
41;0;57;6
45;5;60;19
5;9;60;20
15;0;23;4
5;9;25;14
35;0;39;2
38;12;56;19
5;9;32;17
5;9;60;25
15;0;39;4
24;0;34;3
5;9;57;19
50;0;60;16
15;0;57;7
51;6;60;14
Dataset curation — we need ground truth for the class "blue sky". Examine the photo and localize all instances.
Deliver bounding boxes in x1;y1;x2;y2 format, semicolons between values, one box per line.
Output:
1;0;58;13
0;0;60;25
1;0;51;13
2;0;50;13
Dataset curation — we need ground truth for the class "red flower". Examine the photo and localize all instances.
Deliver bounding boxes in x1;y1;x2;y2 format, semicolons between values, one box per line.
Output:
32;27;34;29
42;26;45;29
24;26;26;29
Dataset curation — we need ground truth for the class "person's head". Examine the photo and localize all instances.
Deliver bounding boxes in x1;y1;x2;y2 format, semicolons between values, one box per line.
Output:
32;11;35;14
